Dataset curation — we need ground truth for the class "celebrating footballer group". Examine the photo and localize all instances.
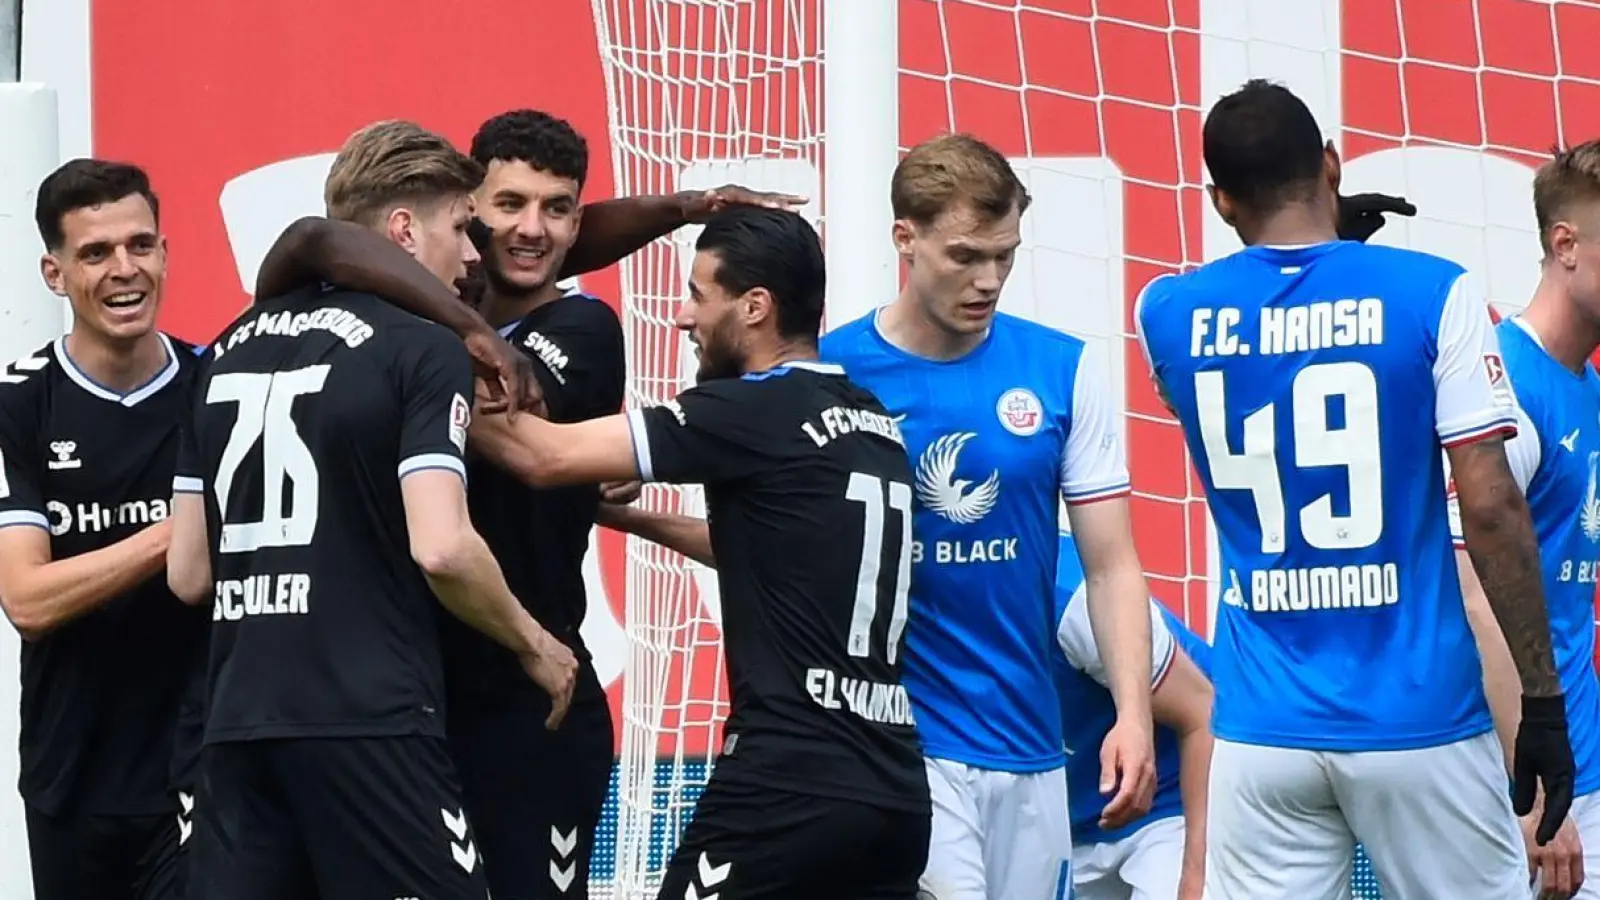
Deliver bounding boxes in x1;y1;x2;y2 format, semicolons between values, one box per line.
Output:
1;75;1598;900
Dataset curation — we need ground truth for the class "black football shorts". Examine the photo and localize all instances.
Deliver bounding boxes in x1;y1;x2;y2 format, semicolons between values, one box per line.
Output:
449;671;615;900
199;736;488;900
25;800;186;900
656;775;930;900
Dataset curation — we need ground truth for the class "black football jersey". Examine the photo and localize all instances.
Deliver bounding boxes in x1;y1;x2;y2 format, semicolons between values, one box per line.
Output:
441;291;625;711
0;334;210;816
628;360;929;812
175;289;475;743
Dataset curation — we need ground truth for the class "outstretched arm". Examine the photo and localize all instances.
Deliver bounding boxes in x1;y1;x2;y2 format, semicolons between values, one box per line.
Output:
560;186;807;275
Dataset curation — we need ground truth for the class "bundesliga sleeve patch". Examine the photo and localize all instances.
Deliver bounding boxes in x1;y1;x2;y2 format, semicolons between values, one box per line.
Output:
449;393;470;453
1482;352;1513;406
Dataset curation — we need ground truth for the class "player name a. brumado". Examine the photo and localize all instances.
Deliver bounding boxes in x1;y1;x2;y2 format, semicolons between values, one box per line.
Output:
1190;295;1403;614
1189;297;1383;358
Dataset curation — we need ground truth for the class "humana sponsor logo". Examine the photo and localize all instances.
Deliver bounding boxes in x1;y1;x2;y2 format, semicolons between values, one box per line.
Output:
47;498;169;536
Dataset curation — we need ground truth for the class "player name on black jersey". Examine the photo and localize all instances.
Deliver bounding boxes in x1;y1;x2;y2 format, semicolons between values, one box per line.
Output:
212;572;312;621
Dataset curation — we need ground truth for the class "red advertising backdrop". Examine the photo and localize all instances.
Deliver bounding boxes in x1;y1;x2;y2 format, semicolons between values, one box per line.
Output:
87;0;1600;752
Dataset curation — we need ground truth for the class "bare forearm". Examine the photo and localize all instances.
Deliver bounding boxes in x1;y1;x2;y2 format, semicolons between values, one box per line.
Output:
424;530;544;655
1176;726;1212;886
6;526;169;639
256;217;495;340
1460;502;1560;697
1085;569;1155;716
1459;553;1521;772
470;409;640;487
561;195;690;277
597;504;715;567
471;415;560;487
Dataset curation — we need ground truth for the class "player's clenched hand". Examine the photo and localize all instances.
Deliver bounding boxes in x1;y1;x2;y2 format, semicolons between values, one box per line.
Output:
519;633;578;730
462;328;546;419
1336;192;1417;243
679;185;808;223
1516;694;1578;847
1523;808;1584;900
1096;716;1157;829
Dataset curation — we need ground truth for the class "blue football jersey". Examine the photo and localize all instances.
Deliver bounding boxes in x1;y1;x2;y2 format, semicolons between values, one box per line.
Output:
1054;544;1212;845
822;312;1131;770
1448;318;1600;796
1137;242;1514;751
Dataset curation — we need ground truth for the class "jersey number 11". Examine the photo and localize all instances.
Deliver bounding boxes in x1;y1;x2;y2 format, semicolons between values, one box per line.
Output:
845;472;913;665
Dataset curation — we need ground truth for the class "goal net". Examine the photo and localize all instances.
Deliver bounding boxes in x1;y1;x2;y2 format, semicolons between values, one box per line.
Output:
587;1;1598;897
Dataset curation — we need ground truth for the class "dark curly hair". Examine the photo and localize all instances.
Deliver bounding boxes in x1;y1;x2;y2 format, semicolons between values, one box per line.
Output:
469;109;588;190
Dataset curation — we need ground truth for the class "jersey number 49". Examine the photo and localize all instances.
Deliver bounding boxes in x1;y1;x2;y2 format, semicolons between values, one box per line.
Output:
1194;362;1383;554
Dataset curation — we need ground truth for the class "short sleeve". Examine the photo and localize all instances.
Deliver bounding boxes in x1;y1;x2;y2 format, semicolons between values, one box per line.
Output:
625;380;772;485
1056;584;1177;688
1446;391;1540;547
0;395;46;531
1434;275;1518;447
393;324;475;483
1131;273;1176;379
173;354;212;496
1061;344;1132;504
517;296;626;423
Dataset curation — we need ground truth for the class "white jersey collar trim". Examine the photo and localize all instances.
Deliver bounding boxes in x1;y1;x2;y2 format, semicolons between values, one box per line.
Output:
55;333;180;407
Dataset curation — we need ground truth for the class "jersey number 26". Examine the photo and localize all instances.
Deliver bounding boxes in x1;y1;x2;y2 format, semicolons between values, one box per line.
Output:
1195;362;1382;554
205;366;329;555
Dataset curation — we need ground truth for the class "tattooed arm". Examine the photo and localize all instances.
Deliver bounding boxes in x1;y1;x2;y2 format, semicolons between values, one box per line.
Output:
1447;437;1558;696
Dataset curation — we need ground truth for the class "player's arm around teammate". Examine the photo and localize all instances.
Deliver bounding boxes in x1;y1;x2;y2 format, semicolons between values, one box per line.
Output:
256;167;800;412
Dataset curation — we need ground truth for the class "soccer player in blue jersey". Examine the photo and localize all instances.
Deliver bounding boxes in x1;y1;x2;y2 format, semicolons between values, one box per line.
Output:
821;134;1158;900
1135;79;1573;899
1451;140;1600;900
1053;549;1214;900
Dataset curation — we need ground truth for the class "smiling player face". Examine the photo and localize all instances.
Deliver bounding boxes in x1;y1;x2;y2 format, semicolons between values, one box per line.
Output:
897;201;1021;338
475;159;582;296
41;193;167;345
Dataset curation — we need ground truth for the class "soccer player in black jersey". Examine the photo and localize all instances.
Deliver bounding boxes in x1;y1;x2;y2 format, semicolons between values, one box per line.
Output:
426;109;623;900
165;121;579;900
465;206;932;900
0;159;208;900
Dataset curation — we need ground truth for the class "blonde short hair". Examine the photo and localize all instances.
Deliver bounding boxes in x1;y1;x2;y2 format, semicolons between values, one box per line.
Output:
1534;140;1600;257
324;120;484;225
890;133;1031;226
